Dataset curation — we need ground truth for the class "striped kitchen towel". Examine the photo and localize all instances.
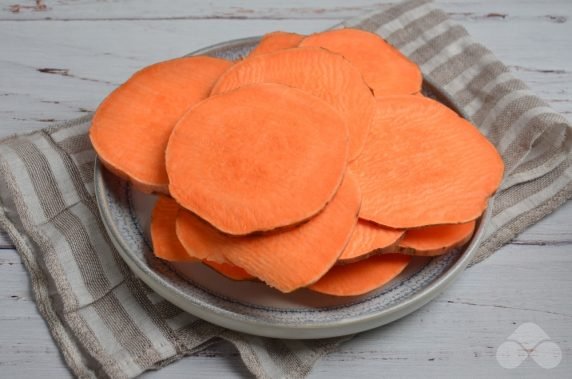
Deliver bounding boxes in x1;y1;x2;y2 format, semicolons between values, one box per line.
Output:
0;0;570;378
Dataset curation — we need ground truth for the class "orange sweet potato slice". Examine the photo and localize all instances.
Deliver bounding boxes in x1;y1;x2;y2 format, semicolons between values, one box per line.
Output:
398;221;476;256
211;46;375;160
338;219;404;263
203;260;255;281
350;95;504;228
91;56;232;194
250;31;305;56
150;196;195;262
167;83;348;235
151;198;254;278
176;173;361;293
309;254;411;296
299;28;422;96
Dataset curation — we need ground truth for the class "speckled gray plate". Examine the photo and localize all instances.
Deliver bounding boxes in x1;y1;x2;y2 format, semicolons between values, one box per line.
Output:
94;37;490;339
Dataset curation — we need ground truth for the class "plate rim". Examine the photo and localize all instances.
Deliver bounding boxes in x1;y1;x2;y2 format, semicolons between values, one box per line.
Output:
93;36;491;339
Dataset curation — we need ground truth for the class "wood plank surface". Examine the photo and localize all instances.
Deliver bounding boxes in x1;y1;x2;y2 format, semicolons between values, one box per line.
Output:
0;1;570;378
0;0;570;20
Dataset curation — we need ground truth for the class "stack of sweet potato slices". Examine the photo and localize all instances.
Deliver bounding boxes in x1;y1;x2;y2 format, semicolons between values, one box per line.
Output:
90;28;504;296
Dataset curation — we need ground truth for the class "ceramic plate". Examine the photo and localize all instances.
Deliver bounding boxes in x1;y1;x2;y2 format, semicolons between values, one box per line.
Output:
94;37;489;339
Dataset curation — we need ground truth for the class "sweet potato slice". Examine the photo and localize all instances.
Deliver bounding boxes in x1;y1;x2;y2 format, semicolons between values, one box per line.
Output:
300;28;422;97
250;31;304;56
309;254;411;296
203;260;255;281
150;196;195;262
338;219;404;263
211;47;375;160
350;95;504;228
398;221;476;256
176;173;361;293
91;56;232;194
167;83;348;235
151;198;253;277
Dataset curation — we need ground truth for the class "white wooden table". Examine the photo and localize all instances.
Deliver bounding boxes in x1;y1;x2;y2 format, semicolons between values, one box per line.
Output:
1;1;570;377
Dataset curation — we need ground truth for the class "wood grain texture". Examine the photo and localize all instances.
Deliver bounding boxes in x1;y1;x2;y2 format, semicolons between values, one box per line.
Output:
0;231;10;248
0;0;570;20
0;0;570;378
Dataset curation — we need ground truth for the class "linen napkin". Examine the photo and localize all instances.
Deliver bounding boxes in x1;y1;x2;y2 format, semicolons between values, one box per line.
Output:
0;0;570;378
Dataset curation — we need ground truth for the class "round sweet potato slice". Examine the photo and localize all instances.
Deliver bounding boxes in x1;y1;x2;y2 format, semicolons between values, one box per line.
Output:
300;28;422;96
91;56;232;194
203;260;255;281
150;196;195;262
211;47;375;160
309;254;411;296
176;173;361;293
338;219;404;263
167;83;349;235
398;221;476;256
151;197;253;278
250;31;305;56
350;95;504;228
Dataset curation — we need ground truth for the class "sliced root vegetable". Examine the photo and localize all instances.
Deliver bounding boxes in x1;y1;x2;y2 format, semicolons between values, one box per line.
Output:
300;28;422;97
91;56;232;194
176;173;361;293
175;214;226;264
350;95;504;229
338;219;404;264
250;31;305;56
211;47;375;160
203;260;255;281
398;220;476;256
152;198;254;278
167;83;348;235
150;196;195;262
309;254;411;296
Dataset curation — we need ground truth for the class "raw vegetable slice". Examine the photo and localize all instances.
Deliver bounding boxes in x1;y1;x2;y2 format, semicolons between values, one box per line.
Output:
338;219;404;263
211;46;375;160
176;173;361;293
167;83;348;235
91;56;232;194
151;198;253;278
250;31;304;56
150;196;195;262
174;214;226;264
204;260;255;281
300;28;422;96
350;95;504;228
309;254;411;296
398;220;476;256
